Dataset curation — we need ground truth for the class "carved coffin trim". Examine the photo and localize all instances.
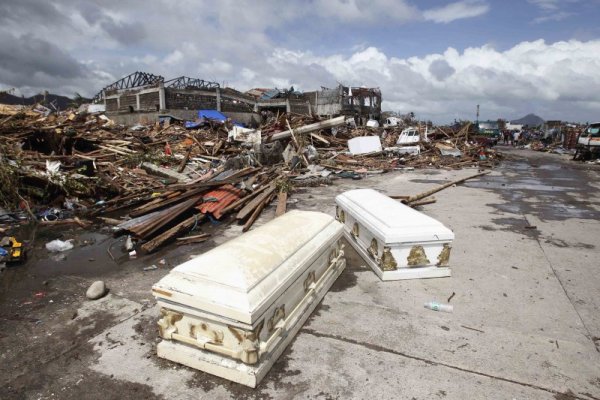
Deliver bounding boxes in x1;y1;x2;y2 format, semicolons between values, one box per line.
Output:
304;271;316;292
368;238;378;259
336;206;345;223
407;245;430;267
436;244;451;267
227;320;264;365
267;305;285;333
190;322;224;345
380;247;398;271
157;308;183;339
352;222;359;238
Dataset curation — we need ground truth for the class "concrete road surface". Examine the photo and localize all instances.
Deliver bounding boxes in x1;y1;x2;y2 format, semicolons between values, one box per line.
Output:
1;148;599;399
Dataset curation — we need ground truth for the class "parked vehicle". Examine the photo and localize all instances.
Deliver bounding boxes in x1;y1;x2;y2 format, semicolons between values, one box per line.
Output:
574;122;600;160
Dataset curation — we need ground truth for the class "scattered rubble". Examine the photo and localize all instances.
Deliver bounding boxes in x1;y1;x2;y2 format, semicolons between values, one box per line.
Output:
0;103;502;253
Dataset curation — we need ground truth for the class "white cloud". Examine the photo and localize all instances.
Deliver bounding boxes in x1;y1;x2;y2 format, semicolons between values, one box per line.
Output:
164;50;183;65
250;39;600;122
312;0;420;23
532;11;573;23
423;0;490;24
528;0;560;11
2;1;600;123
528;0;578;23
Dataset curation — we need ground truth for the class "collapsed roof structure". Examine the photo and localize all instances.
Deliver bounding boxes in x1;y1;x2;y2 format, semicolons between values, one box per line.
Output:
93;72;381;126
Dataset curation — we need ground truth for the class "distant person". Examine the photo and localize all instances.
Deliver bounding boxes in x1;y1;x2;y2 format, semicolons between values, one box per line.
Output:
503;131;510;145
513;131;520;146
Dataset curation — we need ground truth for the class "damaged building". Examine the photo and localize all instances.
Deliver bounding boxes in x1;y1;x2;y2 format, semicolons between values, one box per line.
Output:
305;85;382;124
94;72;381;126
247;88;313;117
94;72;259;126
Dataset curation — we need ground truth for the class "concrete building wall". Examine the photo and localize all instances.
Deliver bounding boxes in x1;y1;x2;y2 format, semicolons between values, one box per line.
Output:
139;92;161;111
289;101;311;116
119;94;137;112
165;89;218;110
221;99;255;113
106;98;119;112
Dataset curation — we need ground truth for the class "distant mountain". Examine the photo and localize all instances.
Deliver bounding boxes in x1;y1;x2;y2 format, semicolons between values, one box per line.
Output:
511;113;545;127
0;92;85;110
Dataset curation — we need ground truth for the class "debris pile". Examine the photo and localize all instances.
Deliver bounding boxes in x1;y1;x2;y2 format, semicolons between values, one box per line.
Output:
0;103;502;252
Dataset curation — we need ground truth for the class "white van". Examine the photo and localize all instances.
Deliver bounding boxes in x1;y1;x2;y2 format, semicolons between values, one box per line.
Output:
574;122;600;160
578;122;600;147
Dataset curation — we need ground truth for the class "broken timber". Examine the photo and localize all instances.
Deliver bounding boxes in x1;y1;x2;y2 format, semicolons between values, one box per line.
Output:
269;116;345;141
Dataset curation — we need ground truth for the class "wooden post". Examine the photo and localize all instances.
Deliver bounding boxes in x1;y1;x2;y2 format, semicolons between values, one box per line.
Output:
275;191;287;217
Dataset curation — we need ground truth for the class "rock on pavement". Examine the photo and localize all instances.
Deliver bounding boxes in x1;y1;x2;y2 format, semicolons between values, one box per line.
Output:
86;281;107;300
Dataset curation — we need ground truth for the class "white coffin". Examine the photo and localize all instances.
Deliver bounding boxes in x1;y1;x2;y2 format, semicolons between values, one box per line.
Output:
152;210;345;387
335;189;454;280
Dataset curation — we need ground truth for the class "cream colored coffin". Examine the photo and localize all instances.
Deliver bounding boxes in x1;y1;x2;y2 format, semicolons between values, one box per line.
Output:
335;189;453;280
152;210;345;387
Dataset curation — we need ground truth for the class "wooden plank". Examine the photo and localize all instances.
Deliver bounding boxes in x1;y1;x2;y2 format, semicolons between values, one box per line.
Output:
131;195;202;239
310;132;330;145
275;191;287;217
236;184;276;220
405;171;490;203
141;214;206;253
269;116;345;141
242;192;275;232
177;146;193;173
219;185;268;215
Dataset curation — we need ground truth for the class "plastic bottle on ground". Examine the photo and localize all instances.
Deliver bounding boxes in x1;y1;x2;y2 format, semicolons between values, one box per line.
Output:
424;301;453;313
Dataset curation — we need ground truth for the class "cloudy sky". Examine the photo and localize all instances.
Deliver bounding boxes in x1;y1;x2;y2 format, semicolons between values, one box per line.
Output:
1;0;600;122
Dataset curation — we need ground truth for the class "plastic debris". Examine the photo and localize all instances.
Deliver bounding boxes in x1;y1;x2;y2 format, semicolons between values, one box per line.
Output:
45;239;74;252
424;301;454;313
124;235;134;251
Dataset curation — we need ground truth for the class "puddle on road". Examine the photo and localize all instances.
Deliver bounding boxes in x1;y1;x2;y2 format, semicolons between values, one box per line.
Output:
466;176;574;192
536;163;563;171
465;153;600;221
0;218;233;306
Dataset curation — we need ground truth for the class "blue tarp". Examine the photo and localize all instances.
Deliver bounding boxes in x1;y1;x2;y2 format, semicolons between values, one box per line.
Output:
184;121;203;129
198;110;228;122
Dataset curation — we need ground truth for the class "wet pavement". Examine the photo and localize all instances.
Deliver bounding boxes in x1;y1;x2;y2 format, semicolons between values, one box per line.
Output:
467;147;600;222
1;148;599;399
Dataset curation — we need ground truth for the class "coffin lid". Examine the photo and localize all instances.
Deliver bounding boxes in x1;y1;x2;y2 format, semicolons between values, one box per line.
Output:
336;189;454;243
152;210;341;325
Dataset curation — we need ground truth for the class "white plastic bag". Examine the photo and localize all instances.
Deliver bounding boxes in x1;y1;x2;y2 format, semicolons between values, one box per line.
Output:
45;239;74;252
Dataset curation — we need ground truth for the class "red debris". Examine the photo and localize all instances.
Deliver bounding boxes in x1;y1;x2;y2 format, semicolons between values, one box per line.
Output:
198;184;242;219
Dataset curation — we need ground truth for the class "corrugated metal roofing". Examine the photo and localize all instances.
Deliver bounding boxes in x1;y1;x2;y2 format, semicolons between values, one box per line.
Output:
197;184;242;219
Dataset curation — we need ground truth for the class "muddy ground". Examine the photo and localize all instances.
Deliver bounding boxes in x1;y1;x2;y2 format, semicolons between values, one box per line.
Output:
1;147;599;399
